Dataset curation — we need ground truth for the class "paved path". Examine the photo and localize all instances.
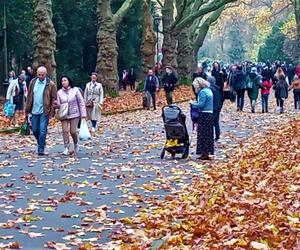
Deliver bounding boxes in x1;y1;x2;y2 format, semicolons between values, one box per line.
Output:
0;96;298;249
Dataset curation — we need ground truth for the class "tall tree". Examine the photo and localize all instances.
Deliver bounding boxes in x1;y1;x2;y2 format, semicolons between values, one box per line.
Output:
96;0;137;94
141;0;156;75
160;0;237;74
32;0;57;82
292;0;300;60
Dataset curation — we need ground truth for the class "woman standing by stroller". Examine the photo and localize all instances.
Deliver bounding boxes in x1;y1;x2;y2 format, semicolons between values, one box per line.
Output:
191;78;214;160
56;75;87;155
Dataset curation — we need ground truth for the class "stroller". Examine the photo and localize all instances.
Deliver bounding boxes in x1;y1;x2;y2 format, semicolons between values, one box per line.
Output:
161;105;190;159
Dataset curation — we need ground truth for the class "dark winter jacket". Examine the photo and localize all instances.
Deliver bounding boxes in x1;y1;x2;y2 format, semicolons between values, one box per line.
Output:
144;75;159;92
127;70;136;84
274;80;289;99
212;69;225;92
232;70;247;91
162;72;178;92
210;83;223;112
192;72;207;81
261;67;273;82
247;73;261;100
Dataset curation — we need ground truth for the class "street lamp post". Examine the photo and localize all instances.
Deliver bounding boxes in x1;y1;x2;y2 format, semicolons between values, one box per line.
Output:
153;15;161;64
3;0;8;86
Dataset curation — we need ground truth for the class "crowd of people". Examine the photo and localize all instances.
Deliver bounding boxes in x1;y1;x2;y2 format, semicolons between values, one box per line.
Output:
188;60;300;160
4;60;300;160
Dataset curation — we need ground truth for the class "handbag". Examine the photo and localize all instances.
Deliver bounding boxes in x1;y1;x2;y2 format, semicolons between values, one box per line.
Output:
20;121;30;135
190;105;200;123
56;102;69;120
86;100;94;108
13;95;22;105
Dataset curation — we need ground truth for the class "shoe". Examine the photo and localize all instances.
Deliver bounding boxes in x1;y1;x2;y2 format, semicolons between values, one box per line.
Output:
38;151;45;156
199;155;211;160
62;147;69;155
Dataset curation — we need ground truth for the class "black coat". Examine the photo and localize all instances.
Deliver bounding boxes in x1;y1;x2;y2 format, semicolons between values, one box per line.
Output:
127;70;136;84
211;69;225;92
232;70;246;91
162;72;178;92
193;72;207;81
210;83;223;112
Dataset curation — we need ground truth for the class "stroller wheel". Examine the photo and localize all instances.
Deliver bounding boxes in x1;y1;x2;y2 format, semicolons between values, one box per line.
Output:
182;146;189;159
160;149;165;159
171;153;176;159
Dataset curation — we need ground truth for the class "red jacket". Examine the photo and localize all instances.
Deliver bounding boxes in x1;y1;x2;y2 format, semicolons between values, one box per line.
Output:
261;80;272;95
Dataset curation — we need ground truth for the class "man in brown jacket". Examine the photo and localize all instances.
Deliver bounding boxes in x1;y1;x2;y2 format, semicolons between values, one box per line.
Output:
25;66;57;155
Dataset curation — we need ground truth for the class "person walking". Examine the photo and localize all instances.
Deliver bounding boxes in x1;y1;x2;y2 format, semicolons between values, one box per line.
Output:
127;66;137;91
210;81;223;142
84;72;104;133
56;75;87;155
232;65;247;112
6;74;28;127
25;66;57;155
191;78;214;160
161;66;178;105
274;75;289;114
144;69;159;110
247;67;261;113
212;61;227;93
261;76;272;113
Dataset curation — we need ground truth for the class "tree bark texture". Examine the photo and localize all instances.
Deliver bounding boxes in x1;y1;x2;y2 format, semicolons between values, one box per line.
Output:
177;27;195;78
162;0;178;69
141;0;156;76
96;0;137;94
96;0;119;93
32;0;56;83
294;0;300;63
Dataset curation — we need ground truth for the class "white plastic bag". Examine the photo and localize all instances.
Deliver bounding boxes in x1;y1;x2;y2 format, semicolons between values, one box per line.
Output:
79;119;91;140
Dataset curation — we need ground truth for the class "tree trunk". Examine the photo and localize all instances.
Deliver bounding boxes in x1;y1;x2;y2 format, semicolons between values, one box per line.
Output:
177;27;195;78
32;0;56;83
295;0;300;63
96;0;119;93
162;0;178;69
141;0;156;76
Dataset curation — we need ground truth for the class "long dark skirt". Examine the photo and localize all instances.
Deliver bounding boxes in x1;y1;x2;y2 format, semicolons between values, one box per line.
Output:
196;112;214;156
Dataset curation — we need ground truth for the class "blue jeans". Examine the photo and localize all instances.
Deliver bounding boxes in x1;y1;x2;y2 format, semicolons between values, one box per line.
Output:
31;113;49;153
261;94;269;112
236;90;245;111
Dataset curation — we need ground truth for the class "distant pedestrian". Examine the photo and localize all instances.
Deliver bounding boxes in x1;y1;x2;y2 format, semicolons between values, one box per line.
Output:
56;75;87;155
25;66;57;155
127;66;137;91
261;77;272;113
121;69;128;91
84;72;104;132
232;65;247;111
161;66;178;105
274;74;288;114
290;66;300;109
247;67;261;113
25;66;34;89
191;77;214;160
210;81;223;142
6;74;28;127
144;69;159;110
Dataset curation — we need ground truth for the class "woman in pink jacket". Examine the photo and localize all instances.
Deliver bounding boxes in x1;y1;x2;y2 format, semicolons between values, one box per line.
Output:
261;79;272;113
57;75;87;155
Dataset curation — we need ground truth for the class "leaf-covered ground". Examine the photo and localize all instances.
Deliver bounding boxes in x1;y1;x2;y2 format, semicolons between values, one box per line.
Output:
0;94;299;250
